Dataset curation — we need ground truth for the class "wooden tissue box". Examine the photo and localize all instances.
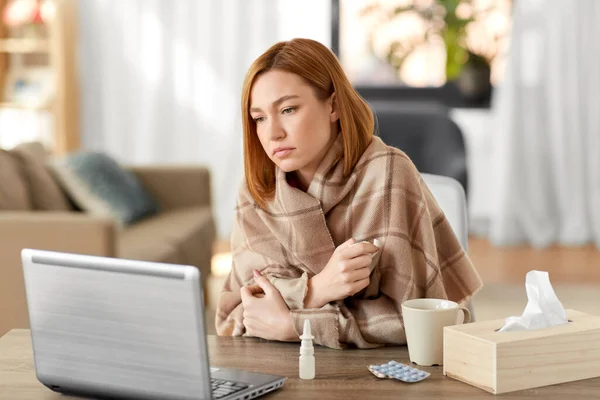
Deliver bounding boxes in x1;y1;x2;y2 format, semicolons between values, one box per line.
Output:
443;309;600;394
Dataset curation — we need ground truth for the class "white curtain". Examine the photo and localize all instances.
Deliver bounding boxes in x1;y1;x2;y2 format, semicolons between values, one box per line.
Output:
77;0;280;238
489;0;600;248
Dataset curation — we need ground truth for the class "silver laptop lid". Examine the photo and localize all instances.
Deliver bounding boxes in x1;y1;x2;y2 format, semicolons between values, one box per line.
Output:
21;249;212;400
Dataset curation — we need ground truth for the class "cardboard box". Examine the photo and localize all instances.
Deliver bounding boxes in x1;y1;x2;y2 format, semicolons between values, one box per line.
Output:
443;310;600;394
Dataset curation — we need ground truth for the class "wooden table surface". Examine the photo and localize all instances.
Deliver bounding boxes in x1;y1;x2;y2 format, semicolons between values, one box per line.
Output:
2;329;600;399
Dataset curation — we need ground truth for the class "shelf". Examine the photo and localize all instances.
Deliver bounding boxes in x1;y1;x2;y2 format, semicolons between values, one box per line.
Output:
0;38;50;53
0;101;51;111
0;0;79;154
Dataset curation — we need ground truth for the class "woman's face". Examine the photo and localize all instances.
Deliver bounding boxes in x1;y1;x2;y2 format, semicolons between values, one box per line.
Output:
249;69;339;184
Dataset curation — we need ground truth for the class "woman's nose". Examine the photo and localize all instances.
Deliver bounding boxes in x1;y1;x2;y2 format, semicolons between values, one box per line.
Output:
267;118;285;140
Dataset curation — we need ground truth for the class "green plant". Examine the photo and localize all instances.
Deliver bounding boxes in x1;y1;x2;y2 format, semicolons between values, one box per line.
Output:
361;0;500;82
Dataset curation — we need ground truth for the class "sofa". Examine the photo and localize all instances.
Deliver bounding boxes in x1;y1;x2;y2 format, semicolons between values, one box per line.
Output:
0;142;216;336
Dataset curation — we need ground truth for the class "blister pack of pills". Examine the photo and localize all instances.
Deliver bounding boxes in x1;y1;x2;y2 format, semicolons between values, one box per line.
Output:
367;360;430;383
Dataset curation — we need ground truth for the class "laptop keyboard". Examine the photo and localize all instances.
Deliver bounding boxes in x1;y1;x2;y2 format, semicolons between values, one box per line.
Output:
211;378;249;399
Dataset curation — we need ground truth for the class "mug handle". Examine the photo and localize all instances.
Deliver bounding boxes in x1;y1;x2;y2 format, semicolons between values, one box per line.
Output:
459;307;471;324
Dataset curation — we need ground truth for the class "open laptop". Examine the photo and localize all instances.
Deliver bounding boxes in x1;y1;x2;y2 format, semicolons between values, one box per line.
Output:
21;249;287;400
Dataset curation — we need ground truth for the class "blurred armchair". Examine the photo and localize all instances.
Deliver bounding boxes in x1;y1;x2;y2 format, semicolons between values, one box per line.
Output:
370;100;469;197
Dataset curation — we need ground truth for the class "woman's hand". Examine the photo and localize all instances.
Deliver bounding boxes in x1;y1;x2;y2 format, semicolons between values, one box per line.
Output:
240;270;299;342
305;238;379;308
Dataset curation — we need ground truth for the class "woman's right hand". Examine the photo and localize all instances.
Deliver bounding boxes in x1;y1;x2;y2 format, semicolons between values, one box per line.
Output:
305;238;380;308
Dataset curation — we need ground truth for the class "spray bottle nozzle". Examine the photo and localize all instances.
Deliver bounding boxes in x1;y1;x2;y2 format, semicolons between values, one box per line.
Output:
300;319;314;340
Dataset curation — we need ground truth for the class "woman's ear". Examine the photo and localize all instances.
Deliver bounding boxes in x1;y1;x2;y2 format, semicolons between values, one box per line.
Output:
329;93;339;123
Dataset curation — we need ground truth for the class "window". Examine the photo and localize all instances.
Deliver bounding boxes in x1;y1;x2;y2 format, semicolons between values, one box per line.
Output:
332;0;512;107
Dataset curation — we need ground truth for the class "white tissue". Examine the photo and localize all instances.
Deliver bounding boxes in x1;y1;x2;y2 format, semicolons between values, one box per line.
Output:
498;270;568;332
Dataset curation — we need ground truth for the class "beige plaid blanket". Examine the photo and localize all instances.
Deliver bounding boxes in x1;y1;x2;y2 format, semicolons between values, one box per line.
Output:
216;134;482;349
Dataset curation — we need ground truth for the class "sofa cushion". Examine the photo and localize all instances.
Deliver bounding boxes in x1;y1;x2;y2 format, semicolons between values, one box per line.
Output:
10;142;72;211
118;207;215;276
0;150;32;210
118;236;181;266
49;151;159;226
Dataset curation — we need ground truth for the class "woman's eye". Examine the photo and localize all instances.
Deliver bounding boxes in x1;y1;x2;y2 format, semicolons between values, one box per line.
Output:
282;107;296;115
254;116;266;123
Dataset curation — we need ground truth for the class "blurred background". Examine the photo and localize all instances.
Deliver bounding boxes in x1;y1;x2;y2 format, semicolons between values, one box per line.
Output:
1;0;599;336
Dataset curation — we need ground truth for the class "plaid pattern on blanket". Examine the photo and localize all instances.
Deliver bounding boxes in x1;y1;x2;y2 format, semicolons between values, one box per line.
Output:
216;134;483;349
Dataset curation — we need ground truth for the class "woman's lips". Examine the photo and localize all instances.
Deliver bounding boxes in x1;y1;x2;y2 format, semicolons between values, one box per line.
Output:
274;148;294;158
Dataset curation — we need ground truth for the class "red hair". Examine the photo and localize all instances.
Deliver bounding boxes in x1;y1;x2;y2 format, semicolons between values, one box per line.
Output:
241;38;374;209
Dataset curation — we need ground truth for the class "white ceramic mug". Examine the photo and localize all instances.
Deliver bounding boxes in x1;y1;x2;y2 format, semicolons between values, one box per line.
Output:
401;298;471;366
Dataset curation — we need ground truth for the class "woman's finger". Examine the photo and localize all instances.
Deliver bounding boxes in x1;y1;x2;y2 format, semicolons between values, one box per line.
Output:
351;277;371;295
336;238;357;252
347;266;371;282
240;287;254;304
244;283;265;296
342;241;380;259
342;254;373;271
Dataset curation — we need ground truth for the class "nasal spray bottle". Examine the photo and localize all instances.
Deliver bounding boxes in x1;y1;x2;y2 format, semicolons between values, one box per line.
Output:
299;319;315;380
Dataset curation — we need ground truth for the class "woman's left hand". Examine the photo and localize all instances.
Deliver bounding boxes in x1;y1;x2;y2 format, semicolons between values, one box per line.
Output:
240;270;299;342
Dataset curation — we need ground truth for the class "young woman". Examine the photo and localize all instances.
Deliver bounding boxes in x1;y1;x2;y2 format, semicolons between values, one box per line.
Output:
216;38;482;349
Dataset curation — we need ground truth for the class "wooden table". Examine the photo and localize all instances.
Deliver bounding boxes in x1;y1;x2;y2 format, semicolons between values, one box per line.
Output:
2;329;600;399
